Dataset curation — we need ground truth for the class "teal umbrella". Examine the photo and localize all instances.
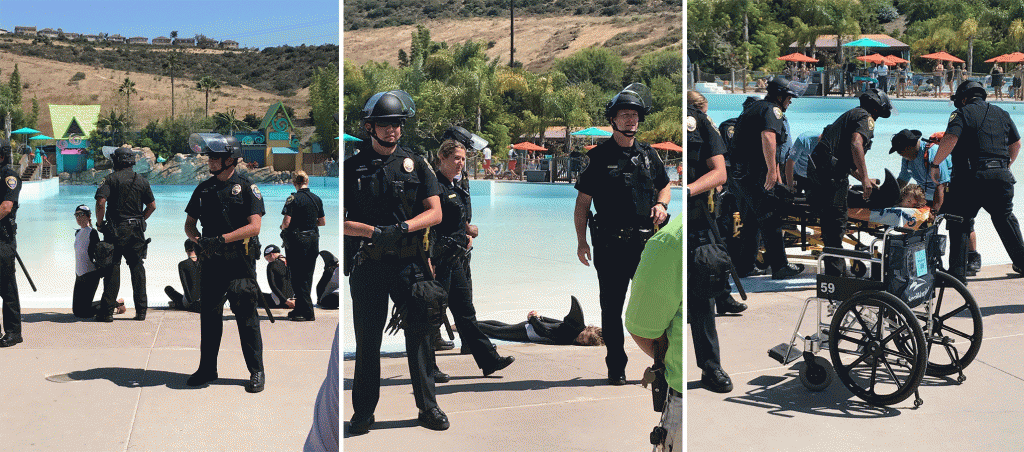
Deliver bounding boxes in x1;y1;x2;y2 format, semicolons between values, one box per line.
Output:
11;127;41;135
342;133;362;142
570;127;612;137
29;134;54;140
843;37;889;48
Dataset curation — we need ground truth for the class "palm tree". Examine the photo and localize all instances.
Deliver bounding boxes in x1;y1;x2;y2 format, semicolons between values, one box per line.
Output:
961;18;979;74
96;111;128;146
212;109;250;135
164;51;180;118
196;76;220;117
118;77;137;118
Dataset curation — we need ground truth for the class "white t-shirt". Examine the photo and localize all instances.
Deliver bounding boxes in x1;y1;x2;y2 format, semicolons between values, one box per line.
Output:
74;227;97;276
483;147;492;160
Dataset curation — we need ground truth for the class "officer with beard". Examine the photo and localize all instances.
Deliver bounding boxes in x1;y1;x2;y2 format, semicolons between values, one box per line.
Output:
184;133;267;393
0;139;21;348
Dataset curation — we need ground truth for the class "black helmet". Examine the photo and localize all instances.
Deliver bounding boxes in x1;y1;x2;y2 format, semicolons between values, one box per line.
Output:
362;90;416;123
860;88;893;118
188;133;242;158
263;244;281;256
767;78;800;99
112;147;135;169
604;83;653;122
184;239;195;253
442;125;489;151
952;80;986;105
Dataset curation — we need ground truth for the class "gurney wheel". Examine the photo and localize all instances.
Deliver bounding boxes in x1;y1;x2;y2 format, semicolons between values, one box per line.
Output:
829;290;927;406
799;356;833;391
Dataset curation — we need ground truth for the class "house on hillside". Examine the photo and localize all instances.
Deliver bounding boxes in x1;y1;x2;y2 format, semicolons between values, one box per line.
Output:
49;105;102;173
260;102;303;171
152;36;171;45
64;32;80;40
0;29;9;35
84;34;101;42
129;36;148;45
221;40;239;49
173;37;195;46
38;28;59;39
15;26;36;35
107;34;126;44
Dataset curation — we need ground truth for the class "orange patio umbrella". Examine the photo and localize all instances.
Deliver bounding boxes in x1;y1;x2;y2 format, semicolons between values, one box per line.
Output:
985;52;1024;63
857;53;889;65
920;51;965;63
651;142;682;153
885;55;909;65
777;52;818;63
511;141;547;153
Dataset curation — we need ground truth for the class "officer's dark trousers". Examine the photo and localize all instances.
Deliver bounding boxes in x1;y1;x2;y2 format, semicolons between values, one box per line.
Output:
0;241;20;336
196;254;264;375
593;235;645;377
100;222;148;312
284;230;319;319
72;271;103;318
735;175;789;273
943;170;1024;281
688;293;721;372
808;177;850;276
435;255;501;371
349;257;437;423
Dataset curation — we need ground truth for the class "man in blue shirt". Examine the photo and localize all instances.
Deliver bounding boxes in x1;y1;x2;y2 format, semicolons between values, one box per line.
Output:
783;131;820;193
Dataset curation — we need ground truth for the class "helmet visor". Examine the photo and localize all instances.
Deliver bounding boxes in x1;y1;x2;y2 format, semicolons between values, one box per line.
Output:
619;83;653;112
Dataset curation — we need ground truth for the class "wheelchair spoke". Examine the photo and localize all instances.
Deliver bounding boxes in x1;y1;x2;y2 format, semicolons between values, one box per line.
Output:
880;356;905;387
851;308;878;341
939;324;975;341
938;303;969;322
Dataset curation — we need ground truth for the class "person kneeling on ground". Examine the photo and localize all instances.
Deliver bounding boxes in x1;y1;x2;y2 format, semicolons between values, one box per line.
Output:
475;296;603;346
316;251;339;309
72;204;126;317
262;244;295;309
165;240;202;312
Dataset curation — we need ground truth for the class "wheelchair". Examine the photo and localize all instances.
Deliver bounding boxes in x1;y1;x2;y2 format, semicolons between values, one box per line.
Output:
767;215;983;407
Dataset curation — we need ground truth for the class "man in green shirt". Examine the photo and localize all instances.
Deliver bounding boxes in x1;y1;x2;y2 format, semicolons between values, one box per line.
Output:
625;215;682;451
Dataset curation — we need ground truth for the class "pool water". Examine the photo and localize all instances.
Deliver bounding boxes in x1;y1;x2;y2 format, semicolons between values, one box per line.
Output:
342;180;684;355
704;93;1024;269
21;179;338;308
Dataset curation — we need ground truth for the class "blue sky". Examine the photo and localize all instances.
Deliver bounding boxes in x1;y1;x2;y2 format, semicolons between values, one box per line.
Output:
0;0;338;49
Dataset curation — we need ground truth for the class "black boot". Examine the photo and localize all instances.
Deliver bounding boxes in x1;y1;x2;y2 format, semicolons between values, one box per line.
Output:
715;293;747;315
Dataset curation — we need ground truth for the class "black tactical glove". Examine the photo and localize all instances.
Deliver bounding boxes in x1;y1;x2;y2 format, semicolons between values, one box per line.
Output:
195;236;225;257
372;223;405;249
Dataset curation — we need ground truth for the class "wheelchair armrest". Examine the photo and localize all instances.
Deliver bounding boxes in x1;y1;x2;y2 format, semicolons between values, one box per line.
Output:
820;247;873;260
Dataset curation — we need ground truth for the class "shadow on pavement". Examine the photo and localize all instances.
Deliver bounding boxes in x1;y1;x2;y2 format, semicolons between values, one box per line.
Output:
44;367;247;390
22;312;92;324
695;367;904;419
979;304;1024;316
343;418;420;438
344;376;609;392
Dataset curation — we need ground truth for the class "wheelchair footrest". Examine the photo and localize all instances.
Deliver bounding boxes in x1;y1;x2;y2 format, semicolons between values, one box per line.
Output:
769;343;802;365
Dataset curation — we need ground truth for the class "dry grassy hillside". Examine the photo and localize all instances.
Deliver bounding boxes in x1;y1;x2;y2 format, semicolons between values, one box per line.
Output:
0;50;309;138
343;13;682;71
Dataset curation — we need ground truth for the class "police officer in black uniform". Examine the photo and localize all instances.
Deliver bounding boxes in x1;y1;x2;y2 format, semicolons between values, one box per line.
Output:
574;83;672;385
686;91;732;392
344;90;449;433
184;133;267;393
0;140;22;347
431;127;515;379
807;88;893;276
280;171;325;321
729;78;804;280
932;80;1024;281
95;147;155;321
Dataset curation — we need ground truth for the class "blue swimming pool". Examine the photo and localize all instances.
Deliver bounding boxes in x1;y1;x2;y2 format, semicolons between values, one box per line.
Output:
342;180;684;355
704;92;1024;268
21;179;338;308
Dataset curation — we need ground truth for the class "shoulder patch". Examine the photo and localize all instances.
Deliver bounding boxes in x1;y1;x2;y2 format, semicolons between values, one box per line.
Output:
949;112;958;123
231;184;242;196
403;157;415;173
4;176;16;190
773;107;783;119
686;116;697;132
285;195;295;205
251;184;262;200
727;125;735;139
868;117;875;131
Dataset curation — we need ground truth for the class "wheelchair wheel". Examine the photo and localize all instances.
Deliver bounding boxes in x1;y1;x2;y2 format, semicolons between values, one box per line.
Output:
920;271;983;377
828;290;927;406
799;355;833;391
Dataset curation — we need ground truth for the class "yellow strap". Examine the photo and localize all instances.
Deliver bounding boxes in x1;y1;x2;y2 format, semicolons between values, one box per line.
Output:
422;226;431;251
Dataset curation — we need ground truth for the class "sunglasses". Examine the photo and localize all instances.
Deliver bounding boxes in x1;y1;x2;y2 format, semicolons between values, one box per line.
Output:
377;120;404;127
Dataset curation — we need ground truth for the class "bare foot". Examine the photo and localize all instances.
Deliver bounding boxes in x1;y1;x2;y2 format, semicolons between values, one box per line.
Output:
286;299;296;309
527;310;538;320
115;298;127;315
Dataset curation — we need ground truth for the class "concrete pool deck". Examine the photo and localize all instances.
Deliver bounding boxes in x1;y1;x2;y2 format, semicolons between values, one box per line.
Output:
0;306;338;451
688;263;1024;451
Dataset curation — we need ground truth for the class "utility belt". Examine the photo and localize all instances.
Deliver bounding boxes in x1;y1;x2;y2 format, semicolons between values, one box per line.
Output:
359;232;425;262
589;214;656;245
975;159;1009;170
434;234;469;262
282;228;319;242
119;218;144;226
669;387;682;398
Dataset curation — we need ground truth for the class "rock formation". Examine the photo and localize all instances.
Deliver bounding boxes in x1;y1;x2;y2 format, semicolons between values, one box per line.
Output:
59;147;295;185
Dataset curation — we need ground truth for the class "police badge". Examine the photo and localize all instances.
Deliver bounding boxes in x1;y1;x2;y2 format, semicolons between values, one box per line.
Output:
4;176;16;190
773;107;783;119
403;157;415;173
251;184;262;200
231;184;242;196
686;116;697;132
